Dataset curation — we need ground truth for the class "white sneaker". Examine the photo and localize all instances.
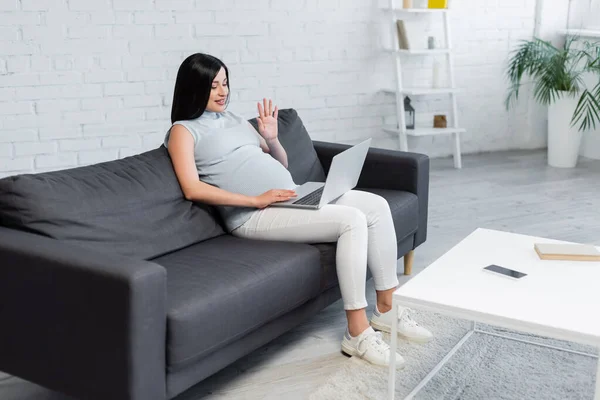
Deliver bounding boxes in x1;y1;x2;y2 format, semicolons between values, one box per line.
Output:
370;305;433;343
341;327;405;368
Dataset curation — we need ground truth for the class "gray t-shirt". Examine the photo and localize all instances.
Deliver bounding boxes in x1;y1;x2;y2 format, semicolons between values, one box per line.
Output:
164;110;297;232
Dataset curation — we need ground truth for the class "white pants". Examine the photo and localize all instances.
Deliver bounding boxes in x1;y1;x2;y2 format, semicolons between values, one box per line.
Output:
231;190;400;310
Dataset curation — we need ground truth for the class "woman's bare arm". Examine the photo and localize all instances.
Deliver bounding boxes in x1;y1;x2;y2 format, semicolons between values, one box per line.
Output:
265;137;288;168
252;122;288;168
167;125;296;208
167;125;257;207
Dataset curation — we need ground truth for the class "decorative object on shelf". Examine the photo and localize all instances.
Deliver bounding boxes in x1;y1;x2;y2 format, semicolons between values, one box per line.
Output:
505;37;600;168
428;36;436;49
428;0;447;8
429;36;441;88
404;97;415;129
432;58;441;88
396;20;410;50
403;0;413;9
414;0;428;8
434;115;447;128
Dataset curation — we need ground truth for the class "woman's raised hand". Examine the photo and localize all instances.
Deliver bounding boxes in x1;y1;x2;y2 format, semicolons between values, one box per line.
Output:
256;98;279;142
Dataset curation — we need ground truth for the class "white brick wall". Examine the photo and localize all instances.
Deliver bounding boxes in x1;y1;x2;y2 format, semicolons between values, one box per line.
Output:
569;0;600;30
1;0;546;177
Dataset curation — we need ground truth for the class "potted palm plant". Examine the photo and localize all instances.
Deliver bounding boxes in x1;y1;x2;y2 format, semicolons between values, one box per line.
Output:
505;37;600;168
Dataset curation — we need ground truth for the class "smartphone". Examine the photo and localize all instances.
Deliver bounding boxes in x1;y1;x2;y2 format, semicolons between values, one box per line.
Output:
483;264;527;279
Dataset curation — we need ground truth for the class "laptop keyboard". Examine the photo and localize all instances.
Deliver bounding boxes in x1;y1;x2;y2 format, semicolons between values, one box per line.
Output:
293;187;324;206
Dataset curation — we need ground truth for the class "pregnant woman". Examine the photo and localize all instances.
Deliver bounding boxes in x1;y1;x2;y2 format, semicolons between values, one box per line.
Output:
164;53;433;368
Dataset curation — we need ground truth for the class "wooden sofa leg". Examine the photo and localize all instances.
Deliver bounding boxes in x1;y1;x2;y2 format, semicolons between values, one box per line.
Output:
404;250;414;275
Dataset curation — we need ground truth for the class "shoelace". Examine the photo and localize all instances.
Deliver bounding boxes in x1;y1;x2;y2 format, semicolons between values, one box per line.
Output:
399;308;420;328
357;331;389;357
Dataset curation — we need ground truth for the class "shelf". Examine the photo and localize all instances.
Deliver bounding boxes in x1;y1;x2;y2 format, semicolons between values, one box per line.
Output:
385;48;451;55
561;29;600;38
383;126;466;137
385;8;448;13
381;2;462;168
382;87;459;95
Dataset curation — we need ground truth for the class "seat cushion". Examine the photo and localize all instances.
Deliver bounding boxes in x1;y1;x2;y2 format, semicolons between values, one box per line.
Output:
357;187;419;243
0;146;224;259
249;108;326;185
313;188;419;292
151;235;322;371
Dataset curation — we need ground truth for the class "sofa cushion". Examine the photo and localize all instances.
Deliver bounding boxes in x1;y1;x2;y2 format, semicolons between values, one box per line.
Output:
0;146;224;259
358;187;419;244
249;108;326;185
313;188;419;292
151;235;322;371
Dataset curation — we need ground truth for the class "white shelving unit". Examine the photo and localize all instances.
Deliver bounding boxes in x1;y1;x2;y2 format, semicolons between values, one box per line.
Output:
392;8;446;13
382;87;459;95
383;1;465;169
561;29;600;38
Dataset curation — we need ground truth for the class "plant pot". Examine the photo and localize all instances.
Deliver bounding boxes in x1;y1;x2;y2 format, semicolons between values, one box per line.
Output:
547;94;583;168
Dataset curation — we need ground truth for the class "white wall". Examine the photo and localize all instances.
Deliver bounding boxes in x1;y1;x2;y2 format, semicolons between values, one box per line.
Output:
1;0;544;177
568;0;600;30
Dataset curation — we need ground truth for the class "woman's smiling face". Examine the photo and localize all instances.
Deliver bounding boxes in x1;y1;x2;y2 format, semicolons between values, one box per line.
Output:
205;67;228;113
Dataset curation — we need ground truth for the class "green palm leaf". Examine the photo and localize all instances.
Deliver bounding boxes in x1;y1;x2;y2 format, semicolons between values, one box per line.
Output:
506;36;600;132
572;82;600;131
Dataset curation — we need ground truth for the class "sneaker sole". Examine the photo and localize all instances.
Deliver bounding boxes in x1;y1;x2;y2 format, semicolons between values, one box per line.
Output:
341;342;405;369
370;320;432;344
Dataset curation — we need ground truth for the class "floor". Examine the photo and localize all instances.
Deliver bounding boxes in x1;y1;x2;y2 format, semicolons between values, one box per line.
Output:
2;149;599;400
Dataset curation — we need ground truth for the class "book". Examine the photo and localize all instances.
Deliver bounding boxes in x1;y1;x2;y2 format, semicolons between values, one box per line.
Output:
428;0;447;8
534;242;600;261
396;20;410;50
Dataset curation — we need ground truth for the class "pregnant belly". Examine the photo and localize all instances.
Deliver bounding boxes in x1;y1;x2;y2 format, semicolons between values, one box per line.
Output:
202;152;296;196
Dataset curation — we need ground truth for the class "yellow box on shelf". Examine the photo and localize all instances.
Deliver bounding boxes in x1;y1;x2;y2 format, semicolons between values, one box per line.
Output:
428;0;447;8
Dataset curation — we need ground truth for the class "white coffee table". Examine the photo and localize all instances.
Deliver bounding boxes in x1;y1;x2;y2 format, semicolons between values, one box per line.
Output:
388;228;600;400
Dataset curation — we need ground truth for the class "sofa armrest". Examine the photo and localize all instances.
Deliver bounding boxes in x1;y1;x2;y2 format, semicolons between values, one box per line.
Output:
313;141;430;247
0;227;167;400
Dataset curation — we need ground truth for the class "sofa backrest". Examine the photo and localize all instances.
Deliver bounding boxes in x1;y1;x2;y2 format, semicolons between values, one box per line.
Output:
0;146;224;260
0;108;324;259
249;108;326;184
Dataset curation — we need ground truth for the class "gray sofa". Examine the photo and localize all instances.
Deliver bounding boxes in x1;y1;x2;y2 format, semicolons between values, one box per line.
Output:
0;109;429;400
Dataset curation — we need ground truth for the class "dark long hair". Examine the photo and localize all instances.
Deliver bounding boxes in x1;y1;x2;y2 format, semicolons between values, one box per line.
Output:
170;53;230;124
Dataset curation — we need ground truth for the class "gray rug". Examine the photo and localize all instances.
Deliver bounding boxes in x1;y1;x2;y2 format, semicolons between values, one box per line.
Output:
310;310;598;400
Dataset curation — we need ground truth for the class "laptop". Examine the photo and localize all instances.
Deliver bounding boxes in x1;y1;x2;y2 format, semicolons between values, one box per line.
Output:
270;138;372;209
